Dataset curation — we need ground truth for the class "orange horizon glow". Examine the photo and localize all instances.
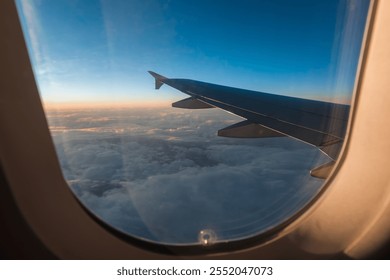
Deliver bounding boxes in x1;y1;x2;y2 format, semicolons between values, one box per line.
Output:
43;94;351;112
308;95;351;105
43;100;172;110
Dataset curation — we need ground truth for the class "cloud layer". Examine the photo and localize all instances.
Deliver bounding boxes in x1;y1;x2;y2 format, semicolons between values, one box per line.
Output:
48;107;328;244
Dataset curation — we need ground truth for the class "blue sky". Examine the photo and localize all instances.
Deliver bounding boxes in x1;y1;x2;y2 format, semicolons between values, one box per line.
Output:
16;0;370;105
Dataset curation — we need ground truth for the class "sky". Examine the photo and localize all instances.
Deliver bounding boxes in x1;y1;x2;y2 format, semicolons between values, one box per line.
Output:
16;0;370;105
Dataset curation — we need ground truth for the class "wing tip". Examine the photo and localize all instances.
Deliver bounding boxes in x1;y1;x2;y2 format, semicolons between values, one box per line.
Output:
148;71;167;90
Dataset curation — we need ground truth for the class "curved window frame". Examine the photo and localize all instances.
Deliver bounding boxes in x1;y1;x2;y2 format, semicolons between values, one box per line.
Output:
1;0;390;259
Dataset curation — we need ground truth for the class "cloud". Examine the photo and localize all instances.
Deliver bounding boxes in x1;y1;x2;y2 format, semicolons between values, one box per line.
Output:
49;107;328;244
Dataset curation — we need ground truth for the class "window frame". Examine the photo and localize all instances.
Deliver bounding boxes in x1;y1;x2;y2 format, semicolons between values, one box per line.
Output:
1;0;389;259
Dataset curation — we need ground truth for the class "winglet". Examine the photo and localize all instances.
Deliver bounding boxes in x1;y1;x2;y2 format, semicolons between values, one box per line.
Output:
148;71;167;90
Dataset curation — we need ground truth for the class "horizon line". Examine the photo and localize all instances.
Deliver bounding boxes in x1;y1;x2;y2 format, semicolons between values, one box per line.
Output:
43;100;173;110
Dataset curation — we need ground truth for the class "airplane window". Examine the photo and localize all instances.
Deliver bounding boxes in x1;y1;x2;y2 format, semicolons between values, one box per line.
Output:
15;0;371;246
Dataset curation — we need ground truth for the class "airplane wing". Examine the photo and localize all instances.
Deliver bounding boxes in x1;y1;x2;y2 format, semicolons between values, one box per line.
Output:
148;71;350;178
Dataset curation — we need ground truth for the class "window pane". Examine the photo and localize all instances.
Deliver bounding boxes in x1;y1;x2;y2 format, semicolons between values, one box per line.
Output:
16;0;371;245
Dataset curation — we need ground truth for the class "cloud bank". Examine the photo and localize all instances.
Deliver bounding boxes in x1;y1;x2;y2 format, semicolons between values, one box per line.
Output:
48;107;328;244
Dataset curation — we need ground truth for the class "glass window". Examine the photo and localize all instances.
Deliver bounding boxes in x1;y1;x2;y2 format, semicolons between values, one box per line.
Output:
16;0;371;245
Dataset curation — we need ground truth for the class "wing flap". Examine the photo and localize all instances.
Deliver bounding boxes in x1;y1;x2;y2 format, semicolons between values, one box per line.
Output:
172;97;214;109
310;161;336;179
218;120;285;138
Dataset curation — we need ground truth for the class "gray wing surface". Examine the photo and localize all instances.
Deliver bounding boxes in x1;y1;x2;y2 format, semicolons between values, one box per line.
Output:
149;71;350;178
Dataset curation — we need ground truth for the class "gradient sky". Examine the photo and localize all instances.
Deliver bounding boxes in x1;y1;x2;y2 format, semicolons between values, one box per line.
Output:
16;0;370;105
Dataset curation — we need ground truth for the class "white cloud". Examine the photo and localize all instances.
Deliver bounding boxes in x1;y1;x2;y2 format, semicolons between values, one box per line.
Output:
49;107;328;244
